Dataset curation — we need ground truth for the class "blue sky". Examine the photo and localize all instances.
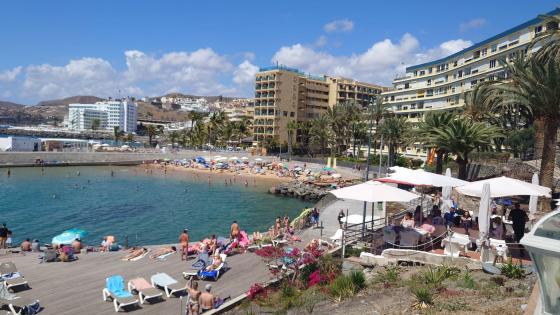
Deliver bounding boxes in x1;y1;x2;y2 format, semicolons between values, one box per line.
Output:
0;0;557;104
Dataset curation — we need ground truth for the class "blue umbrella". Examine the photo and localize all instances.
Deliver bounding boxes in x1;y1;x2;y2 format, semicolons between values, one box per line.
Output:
52;229;88;245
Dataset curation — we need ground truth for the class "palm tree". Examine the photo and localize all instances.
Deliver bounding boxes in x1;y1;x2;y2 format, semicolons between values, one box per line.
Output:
286;119;298;159
207;111;227;146
91;118;100;130
309;115;333;156
495;52;560;190
168;131;180;148
123;133;134;143
146;125;160;147
378;116;411;167
432;117;502;180
113;126;124;145
462;82;498;122
418;111;455;174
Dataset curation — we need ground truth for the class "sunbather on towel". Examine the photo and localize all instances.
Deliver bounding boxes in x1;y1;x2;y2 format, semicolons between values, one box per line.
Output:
149;246;177;259
205;254;223;271
123;247;147;261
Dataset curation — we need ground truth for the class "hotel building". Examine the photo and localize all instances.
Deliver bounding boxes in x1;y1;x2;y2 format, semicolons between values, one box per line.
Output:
68;99;138;133
380;8;560;158
253;65;386;145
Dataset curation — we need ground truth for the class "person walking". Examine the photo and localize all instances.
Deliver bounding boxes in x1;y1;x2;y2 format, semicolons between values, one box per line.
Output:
508;203;529;243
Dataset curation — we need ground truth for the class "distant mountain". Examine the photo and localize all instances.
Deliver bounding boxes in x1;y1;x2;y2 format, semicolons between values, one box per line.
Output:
0;101;25;110
36;95;103;107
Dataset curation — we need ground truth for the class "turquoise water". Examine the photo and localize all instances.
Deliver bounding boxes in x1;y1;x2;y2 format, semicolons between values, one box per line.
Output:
0;166;312;246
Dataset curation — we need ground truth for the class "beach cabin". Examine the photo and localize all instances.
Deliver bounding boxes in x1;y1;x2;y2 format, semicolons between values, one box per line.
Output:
0;136;41;152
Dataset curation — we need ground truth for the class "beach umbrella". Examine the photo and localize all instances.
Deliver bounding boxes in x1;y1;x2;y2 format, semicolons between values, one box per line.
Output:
229;156;238;160
340;214;374;224
52;229;88;245
330;181;420;203
254;158;263;161
378;167;467;187
441;168;453;213
241;157;248;160
478;183;491;240
455;176;551;198
529;173;539;214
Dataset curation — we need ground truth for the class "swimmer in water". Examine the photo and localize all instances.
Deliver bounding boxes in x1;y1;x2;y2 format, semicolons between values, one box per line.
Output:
244;180;248;187
7;169;11;177
110;170;114;177
52;194;57;199
224;179;228;186
77;171;80;176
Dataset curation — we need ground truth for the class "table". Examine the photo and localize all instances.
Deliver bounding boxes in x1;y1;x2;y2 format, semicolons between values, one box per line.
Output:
442;233;471;257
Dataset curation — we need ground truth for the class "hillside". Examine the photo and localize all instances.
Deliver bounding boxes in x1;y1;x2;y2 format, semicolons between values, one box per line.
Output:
0;93;246;125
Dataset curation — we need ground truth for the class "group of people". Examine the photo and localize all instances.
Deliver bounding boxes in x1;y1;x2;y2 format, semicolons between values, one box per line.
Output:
185;278;230;314
404;199;530;244
270;216;293;239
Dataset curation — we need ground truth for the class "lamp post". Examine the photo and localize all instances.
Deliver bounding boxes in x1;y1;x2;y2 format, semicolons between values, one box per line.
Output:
362;99;375;236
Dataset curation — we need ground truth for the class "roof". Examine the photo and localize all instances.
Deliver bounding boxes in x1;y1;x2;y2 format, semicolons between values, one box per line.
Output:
406;8;560;72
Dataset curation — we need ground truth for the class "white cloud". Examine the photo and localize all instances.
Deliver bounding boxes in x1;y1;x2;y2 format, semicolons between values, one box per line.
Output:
324;19;354;33
233;60;259;85
460;18;486;32
0;66;22;82
272;34;472;85
314;35;328;48
9;48;248;103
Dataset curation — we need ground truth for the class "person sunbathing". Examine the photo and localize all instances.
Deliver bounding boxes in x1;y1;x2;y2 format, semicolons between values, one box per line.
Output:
205;254;223;271
149;246;177;259
208;235;218;254
123;247;147;261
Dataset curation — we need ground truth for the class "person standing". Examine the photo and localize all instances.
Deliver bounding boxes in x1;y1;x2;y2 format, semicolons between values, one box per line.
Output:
0;223;8;249
337;210;345;228
179;229;190;261
508;203;529;243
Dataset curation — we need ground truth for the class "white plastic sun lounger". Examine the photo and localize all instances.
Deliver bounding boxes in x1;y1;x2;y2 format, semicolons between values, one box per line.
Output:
150;273;187;298
102;275;139;312
0;262;28;292
127;277;163;304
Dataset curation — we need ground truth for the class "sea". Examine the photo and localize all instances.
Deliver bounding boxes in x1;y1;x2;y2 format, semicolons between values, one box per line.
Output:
0;166;312;246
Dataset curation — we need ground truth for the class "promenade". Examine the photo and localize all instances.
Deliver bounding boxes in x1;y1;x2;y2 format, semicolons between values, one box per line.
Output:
1;248;270;315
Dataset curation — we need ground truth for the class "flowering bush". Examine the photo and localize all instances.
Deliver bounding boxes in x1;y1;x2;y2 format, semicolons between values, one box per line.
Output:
247;283;267;299
307;270;322;287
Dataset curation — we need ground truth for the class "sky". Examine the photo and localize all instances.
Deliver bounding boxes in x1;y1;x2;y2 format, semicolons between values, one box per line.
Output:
0;0;557;104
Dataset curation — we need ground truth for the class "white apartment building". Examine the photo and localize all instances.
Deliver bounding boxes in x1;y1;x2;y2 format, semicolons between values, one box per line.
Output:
380;8;560;159
68;100;137;133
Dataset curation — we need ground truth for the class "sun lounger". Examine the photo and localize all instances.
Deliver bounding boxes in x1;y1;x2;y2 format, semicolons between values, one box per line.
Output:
197;254;228;281
329;229;343;245
0;263;28;292
0;297;40;315
102;275;139;312
150;273;187;298
127;278;163;304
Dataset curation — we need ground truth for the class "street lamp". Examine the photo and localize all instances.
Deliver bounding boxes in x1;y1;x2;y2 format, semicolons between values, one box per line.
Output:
362;98;376;236
520;209;560;315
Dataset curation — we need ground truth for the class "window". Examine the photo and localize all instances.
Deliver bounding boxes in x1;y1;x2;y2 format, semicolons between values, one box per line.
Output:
535;25;543;34
458;70;463;78
427;79;432;86
290;112;295;117
414;71;418;77
283;111;288;117
404;83;410;89
453;60;458;67
491;45;497;52
489;59;497;68
419;70;425;75
481;48;488;56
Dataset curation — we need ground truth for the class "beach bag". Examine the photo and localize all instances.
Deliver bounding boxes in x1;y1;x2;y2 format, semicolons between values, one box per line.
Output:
24;300;41;315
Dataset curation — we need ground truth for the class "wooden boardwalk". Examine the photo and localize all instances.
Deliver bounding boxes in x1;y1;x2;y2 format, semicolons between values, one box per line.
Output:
0;249;270;315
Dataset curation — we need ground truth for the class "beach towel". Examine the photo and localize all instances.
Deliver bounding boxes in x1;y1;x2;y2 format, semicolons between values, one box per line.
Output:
0;272;21;280
106;275;133;298
239;231;249;247
129;278;152;290
156;252;174;261
192;252;211;269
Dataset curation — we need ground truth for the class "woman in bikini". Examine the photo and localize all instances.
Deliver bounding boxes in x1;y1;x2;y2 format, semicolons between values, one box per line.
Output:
186;278;201;314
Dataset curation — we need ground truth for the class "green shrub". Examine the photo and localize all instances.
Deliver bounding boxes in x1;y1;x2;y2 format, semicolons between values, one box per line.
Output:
318;254;341;280
300;263;319;284
421;265;460;290
500;258;525;279
329;275;356;301
350;271;366;290
343;246;363;258
458;268;475;289
373;265;401;287
411;287;433;309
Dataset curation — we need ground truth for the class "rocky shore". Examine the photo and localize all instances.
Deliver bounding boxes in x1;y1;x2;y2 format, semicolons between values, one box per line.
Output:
269;180;333;201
